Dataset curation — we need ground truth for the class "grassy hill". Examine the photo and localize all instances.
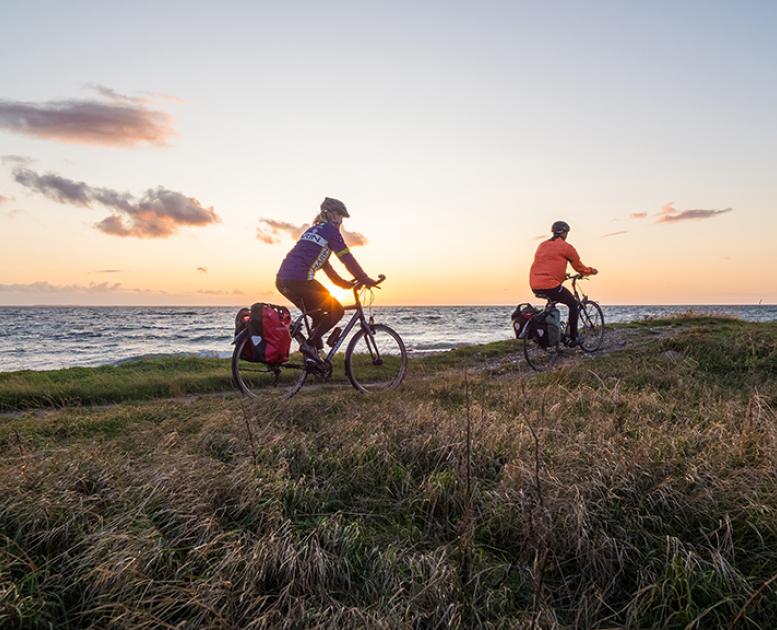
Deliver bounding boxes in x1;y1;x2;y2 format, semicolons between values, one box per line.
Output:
1;316;777;628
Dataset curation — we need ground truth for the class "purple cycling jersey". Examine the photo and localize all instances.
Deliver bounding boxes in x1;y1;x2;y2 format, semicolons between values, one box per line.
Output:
277;222;369;283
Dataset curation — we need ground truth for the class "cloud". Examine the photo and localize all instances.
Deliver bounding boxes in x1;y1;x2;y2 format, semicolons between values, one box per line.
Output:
0;281;177;298
342;227;368;247
0;97;175;147
196;288;245;295
90;269;122;274
256;218;368;247
196;266;208;273
1;154;34;166
85;83;145;104
256;218;303;244
629;212;648;220
14;168;92;205
12;167;220;238
0;281;123;294
0;194;12;205
602;230;628;238
656;202;733;223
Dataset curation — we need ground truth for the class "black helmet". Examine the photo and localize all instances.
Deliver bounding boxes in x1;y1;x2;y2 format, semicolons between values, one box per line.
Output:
320;197;350;218
551;220;570;235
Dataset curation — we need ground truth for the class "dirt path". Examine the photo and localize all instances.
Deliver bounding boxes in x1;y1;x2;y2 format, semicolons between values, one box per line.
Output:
1;325;681;421
479;324;678;374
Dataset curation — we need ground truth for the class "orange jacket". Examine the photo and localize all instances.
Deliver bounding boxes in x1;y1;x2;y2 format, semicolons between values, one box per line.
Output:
529;238;594;290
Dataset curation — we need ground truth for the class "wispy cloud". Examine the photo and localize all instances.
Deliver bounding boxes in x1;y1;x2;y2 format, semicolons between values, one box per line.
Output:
196;266;208;273
256;218;302;244
656;202;733;223
1;155;34;166
85;83;145;104
629;212;648;220
0;94;176;147
0;281;124;294
256;217;368;247
196;288;245;295
0;281;178;298
90;269;122;274
602;230;628;238
12;167;220;238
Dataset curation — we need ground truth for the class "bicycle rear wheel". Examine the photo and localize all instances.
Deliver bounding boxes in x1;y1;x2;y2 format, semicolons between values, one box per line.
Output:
232;330;307;400
523;333;560;372
578;300;605;352
345;324;407;393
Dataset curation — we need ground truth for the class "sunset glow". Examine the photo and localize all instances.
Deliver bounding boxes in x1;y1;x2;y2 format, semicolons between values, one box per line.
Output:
2;2;776;306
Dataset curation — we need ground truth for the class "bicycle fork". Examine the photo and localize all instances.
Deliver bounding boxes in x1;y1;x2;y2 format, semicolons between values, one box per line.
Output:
363;318;384;366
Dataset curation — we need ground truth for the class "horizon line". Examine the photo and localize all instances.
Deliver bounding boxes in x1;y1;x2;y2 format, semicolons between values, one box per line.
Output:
1;302;775;308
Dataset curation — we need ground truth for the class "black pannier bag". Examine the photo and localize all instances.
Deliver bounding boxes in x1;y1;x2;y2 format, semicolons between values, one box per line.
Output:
529;310;549;348
544;306;561;346
511;303;539;340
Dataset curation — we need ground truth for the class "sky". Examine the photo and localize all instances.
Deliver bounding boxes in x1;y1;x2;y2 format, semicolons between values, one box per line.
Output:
1;0;776;306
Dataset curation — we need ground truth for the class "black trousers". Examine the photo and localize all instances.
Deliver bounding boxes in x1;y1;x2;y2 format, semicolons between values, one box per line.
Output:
276;278;344;348
533;285;579;339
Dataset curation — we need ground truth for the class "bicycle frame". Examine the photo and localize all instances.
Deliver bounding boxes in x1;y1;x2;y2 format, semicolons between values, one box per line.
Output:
287;285;379;369
531;274;593;341
568;275;589;304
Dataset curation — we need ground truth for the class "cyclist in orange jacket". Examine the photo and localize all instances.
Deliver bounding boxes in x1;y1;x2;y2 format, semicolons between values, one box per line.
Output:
529;221;598;346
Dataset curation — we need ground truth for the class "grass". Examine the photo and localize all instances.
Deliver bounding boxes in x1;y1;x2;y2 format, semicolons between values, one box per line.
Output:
1;315;777;627
0;357;234;412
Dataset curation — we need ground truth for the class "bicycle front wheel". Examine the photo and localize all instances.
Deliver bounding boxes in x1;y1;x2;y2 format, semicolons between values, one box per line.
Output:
232;330;307;400
578;300;605;352
523;334;560;372
345;324;407;393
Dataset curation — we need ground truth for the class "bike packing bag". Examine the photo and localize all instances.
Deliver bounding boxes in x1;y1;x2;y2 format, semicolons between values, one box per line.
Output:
529;311;549;348
233;307;258;361
511;303;538;339
544;306;562;346
248;303;292;365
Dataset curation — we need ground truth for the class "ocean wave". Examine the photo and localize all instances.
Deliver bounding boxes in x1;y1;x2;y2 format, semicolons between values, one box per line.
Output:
409;341;460;352
2;304;776;372
190;334;230;343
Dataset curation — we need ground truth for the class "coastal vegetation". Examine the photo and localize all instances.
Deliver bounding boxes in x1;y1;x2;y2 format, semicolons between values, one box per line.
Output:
1;316;777;628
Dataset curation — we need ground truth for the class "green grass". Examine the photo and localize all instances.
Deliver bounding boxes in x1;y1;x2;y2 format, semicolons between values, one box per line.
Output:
2;315;777;627
0;356;234;412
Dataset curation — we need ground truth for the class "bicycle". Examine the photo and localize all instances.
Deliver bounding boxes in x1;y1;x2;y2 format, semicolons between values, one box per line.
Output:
522;273;605;371
232;275;408;399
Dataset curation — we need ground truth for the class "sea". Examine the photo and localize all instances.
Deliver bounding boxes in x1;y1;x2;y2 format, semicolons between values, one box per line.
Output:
1;305;775;373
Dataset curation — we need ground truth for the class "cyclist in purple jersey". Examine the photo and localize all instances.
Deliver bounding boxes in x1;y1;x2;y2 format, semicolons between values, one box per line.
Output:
276;197;377;360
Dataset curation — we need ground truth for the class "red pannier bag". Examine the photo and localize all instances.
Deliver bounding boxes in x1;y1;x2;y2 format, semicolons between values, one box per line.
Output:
250;303;292;364
233;307;255;361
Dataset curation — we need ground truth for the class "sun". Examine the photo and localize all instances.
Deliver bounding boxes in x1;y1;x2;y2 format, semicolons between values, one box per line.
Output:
322;283;354;305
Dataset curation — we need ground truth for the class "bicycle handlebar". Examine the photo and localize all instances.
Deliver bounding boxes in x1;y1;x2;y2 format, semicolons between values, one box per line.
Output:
352;274;386;293
565;272;597;281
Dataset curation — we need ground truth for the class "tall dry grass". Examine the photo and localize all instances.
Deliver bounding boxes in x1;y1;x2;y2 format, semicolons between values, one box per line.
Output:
2;318;777;628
